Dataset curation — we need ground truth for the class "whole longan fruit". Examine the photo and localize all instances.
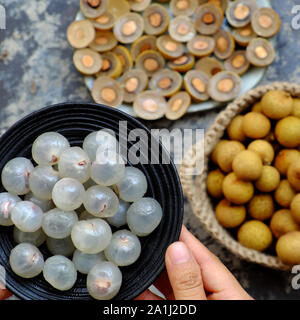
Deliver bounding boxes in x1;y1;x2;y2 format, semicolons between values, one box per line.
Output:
255;166;280;192
211;140;228;164
274;149;300;176
291;194;300;223
206;169;225;199
248;140;275;165
237;220;272;251
222;172;254;205
248;194;274;221
215;199;246;228
242;112;271;139
292;98;300;118
274;179;297;208
217;141;245;173
261;90;293;119
270;209;299;238
232;150;263;181
227;115;247;142
276;231;300;264
275;116;300;148
251;101;262;113
287;161;300;192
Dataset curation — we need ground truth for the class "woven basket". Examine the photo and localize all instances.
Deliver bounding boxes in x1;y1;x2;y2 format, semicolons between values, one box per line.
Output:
179;82;300;270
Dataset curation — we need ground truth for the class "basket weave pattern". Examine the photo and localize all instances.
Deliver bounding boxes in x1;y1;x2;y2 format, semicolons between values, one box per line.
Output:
180;82;300;270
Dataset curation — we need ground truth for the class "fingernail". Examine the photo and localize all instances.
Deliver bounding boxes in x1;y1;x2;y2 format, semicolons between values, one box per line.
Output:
168;242;191;265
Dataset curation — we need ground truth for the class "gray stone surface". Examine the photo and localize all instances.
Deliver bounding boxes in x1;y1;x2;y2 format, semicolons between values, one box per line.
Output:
0;0;300;300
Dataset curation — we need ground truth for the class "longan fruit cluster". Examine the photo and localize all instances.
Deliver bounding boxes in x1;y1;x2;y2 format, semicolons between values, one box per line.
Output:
206;90;300;263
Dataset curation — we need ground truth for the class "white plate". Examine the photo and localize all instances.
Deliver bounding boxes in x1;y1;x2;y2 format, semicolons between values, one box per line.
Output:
76;0;275;117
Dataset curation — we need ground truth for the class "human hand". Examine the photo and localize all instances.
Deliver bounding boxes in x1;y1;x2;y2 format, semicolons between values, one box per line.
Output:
136;225;253;300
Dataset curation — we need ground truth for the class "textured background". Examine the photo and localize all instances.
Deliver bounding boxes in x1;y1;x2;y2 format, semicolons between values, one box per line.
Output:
0;0;300;299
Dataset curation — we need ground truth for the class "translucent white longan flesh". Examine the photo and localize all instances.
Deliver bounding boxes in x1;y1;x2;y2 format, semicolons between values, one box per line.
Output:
127;197;163;236
71;219;112;254
43;255;77;291
87;261;122;300
115;167;147;202
42;208;78;239
13;227;47;247
104;230;141;266
52;178;85;211
24;192;54;212
72;249;106;274
11;201;43;232
83;185;119;218
9;243;44;278
32;132;70;165
0;192;21;226
29;165;60;200
46;236;75;257
1;157;34;195
106;199;129;228
58;147;91;183
83;130;119;161
91;150;125;187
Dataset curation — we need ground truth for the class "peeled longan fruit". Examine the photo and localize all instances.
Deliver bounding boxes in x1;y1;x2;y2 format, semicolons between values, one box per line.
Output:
242;112;271;139
291;194;300;223
215;199;246;228
248;140;274;165
270;209;299;238
274;179;296;208
237;220;272;252
287;161;300;192
206;169;225;199
292;98;300;118
276;231;300;264
261;90;293;120
248;194;274;221
217;141;245;173
232;150;263;181
274;149;300;176
227;115;247;142
251;101;262;113
275;116;300;148
255;165;280;192
211;140;228;164
222;172;254;205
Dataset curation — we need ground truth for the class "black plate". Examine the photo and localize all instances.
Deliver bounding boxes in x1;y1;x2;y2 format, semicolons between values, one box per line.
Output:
0;102;184;300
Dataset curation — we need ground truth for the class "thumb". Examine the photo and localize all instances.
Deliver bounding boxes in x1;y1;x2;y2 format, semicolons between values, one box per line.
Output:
165;241;206;300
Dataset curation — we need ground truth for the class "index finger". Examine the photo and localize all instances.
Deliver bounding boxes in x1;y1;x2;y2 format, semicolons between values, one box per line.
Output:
180;225;252;300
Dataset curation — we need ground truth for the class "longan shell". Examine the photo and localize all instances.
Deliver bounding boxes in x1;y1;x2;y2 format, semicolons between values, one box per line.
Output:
248;194;274;221
237;220;272;252
255;166;280;192
222;172;254;205
276;232;300;265
287;161;300;192
216;199;246;228
270;209;299;239
274;179;296;208
227;115;247;142
232;150;263;181
242;112;271;139
261;90;293;120
206;169;225;199
217;140;245;172
275;116;300;148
